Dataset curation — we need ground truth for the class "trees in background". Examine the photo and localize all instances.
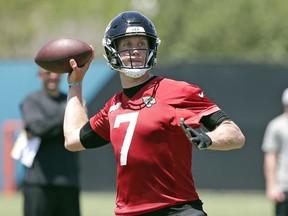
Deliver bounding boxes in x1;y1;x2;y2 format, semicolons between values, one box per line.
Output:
156;0;288;64
1;0;288;64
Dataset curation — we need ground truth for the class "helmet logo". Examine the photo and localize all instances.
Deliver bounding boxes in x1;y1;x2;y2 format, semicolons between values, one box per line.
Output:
126;26;145;33
105;22;112;33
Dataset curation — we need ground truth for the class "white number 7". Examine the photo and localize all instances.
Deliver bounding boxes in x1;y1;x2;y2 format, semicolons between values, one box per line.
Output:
114;112;139;166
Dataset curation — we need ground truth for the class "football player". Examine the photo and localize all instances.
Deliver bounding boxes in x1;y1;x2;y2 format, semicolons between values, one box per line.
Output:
64;11;245;216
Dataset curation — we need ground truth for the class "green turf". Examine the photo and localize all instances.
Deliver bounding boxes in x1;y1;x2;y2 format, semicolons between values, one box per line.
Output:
199;190;273;216
0;190;273;216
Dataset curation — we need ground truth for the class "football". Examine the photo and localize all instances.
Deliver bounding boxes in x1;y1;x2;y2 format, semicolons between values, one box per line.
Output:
34;37;93;73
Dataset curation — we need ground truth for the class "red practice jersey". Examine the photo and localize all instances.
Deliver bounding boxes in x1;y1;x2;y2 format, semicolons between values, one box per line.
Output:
89;77;220;215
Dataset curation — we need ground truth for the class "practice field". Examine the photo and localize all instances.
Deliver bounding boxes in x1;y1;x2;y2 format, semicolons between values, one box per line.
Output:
0;190;273;216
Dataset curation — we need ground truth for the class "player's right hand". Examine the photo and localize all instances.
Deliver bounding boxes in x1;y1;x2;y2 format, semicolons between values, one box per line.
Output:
266;185;286;202
68;46;94;83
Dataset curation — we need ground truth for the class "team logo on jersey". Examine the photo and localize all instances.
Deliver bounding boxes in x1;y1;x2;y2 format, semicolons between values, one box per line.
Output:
142;96;156;108
198;91;204;98
109;102;121;113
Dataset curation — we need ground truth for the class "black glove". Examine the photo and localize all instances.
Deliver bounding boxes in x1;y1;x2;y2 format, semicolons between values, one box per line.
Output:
180;118;212;150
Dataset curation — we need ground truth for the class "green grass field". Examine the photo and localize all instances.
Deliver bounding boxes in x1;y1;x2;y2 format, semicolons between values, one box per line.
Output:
0;190;273;216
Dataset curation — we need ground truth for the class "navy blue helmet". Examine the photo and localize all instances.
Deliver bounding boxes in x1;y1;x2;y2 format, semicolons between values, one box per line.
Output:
102;11;161;77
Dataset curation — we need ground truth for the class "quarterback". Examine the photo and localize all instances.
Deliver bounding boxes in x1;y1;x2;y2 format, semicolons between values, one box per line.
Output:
64;11;245;216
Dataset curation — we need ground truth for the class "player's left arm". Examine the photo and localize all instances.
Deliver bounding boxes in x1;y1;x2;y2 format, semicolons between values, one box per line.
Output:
205;120;245;150
180;110;245;150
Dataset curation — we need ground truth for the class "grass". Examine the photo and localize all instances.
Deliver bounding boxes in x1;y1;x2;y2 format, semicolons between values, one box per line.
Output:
0;190;273;216
199;190;273;216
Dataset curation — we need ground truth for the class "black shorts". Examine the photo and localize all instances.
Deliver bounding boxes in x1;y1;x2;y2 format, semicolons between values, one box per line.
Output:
23;184;80;216
276;192;288;216
140;200;208;216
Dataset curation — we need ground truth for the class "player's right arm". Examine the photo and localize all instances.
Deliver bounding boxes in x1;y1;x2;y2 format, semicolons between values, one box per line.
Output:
63;54;93;151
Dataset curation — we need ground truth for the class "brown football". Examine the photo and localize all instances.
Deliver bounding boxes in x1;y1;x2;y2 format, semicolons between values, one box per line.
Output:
34;37;93;73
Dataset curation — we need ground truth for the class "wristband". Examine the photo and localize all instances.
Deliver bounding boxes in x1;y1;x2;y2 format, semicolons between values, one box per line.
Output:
69;82;82;87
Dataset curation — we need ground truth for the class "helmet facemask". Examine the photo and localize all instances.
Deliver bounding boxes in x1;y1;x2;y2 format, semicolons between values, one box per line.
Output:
103;36;160;78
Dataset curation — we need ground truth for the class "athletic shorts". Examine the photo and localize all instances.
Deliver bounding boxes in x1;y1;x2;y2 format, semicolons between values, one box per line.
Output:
22;184;80;216
140;199;208;216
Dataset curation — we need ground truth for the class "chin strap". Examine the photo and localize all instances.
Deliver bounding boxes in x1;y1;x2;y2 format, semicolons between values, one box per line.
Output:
119;68;149;78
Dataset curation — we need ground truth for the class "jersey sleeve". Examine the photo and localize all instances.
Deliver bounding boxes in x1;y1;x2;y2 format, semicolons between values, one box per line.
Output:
174;83;220;127
89;99;113;142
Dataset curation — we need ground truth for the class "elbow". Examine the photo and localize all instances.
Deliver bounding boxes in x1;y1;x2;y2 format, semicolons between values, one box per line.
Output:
64;136;83;152
64;141;75;152
239;138;245;149
236;131;246;149
231;122;246;149
64;128;84;151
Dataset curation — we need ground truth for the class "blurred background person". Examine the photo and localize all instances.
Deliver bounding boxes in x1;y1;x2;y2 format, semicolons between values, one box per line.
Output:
262;88;288;216
19;68;81;216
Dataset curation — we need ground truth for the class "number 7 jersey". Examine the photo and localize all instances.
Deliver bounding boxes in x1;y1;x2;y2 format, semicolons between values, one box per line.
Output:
89;76;220;215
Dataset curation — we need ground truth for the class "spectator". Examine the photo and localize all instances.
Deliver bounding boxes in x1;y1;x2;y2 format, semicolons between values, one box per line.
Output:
262;88;288;216
20;68;81;216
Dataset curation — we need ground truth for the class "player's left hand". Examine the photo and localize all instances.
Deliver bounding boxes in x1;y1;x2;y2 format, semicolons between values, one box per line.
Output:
180;118;212;150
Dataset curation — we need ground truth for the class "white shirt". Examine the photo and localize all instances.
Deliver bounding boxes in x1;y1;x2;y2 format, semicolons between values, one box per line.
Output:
262;113;288;191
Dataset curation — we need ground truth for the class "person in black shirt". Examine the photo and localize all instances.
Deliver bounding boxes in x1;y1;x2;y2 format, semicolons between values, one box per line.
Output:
20;68;81;216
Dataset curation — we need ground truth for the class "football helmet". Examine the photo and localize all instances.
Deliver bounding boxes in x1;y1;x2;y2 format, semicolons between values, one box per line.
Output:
102;11;161;78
